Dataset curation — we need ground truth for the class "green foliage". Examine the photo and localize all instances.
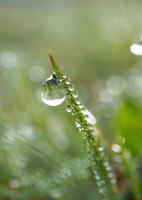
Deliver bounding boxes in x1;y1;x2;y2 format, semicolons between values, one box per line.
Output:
115;98;142;156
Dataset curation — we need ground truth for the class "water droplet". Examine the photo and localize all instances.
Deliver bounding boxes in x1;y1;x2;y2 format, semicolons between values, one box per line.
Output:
75;97;81;105
84;114;89;120
41;74;66;106
69;84;74;91
78;103;84;109
111;143;121;153
98;146;104;152
73;91;78;98
65;79;70;85
82;109;97;125
130;36;142;56
75;120;81;128
79;127;83;132
130;43;142;56
66;105;72;113
80;106;85;111
62;74;67;79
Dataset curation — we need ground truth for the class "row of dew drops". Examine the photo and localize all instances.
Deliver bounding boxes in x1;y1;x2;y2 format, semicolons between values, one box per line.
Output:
41;73;117;197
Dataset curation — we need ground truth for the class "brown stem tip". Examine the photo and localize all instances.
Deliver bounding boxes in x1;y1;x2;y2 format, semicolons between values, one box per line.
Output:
48;53;58;70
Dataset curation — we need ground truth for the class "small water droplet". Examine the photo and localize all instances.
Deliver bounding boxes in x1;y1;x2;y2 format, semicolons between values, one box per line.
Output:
75;97;81;105
84;114;89;119
69;84;74;91
80;107;85;111
130;43;142;56
73;91;78;98
66;105;72;113
82;109;96;125
78;103;84;109
65;79;70;85
41;74;66;106
98;146;104;152
111;143;121;153
79;127;83;132
62;74;66;79
130;36;142;56
75;120;81;128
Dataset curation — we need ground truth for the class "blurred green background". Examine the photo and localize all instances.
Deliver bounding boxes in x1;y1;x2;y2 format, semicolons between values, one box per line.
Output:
0;0;142;199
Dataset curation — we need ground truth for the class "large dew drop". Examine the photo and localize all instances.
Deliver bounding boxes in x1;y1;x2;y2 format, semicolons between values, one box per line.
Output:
41;74;66;106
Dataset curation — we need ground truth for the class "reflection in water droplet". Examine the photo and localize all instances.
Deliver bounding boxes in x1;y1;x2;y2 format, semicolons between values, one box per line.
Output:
41;74;66;106
130;43;142;56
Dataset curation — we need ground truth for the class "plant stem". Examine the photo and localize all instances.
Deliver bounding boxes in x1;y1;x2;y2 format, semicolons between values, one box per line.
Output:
49;54;118;200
